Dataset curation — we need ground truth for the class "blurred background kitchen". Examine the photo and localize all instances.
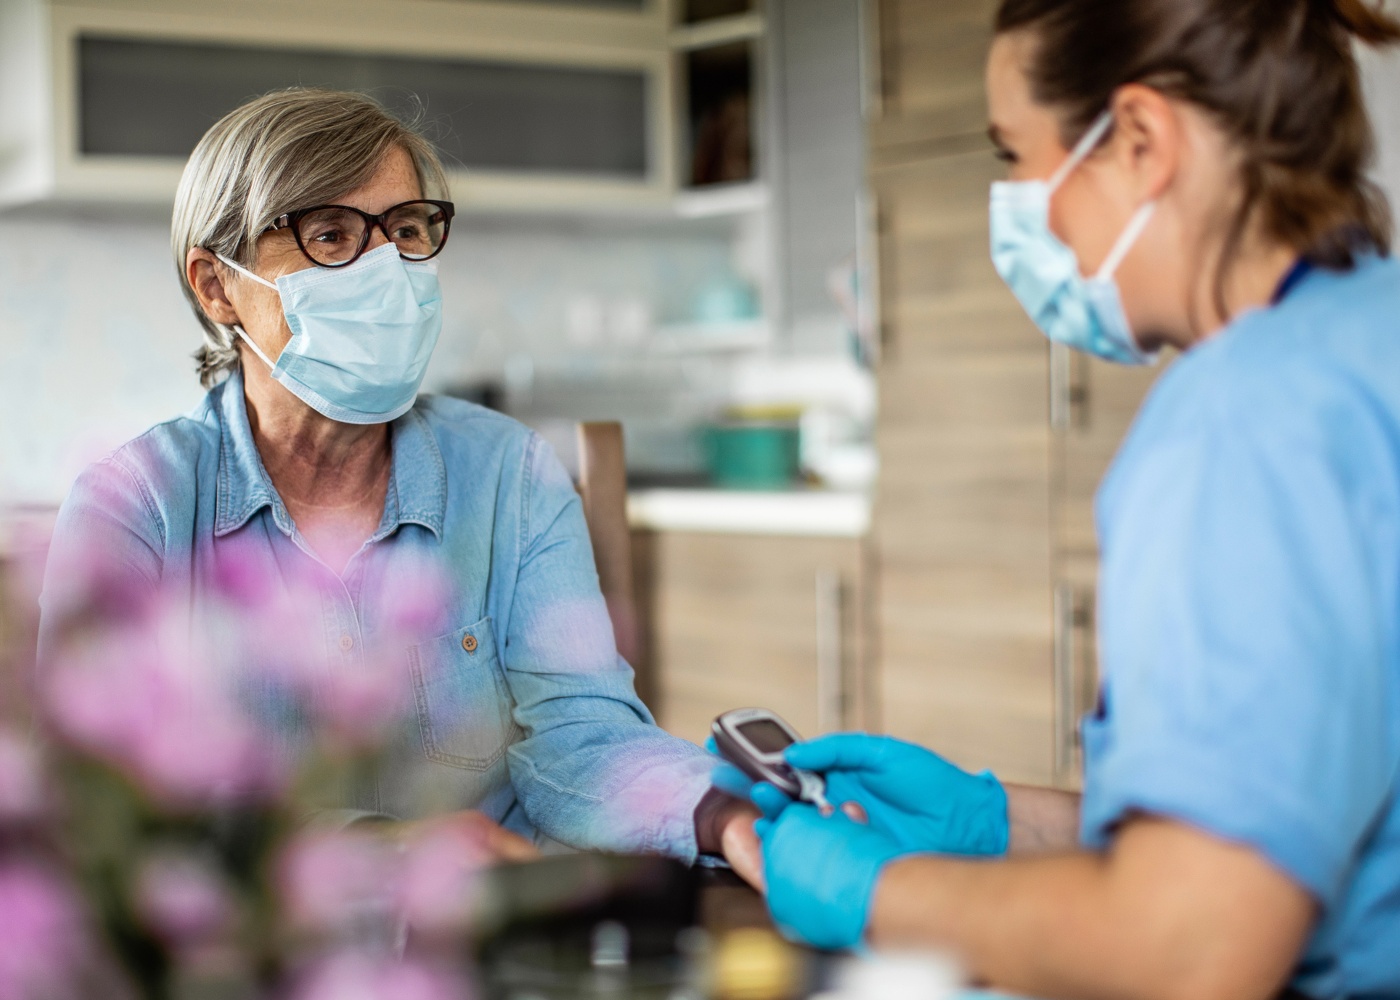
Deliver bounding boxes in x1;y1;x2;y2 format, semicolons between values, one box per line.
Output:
2;0;1399;789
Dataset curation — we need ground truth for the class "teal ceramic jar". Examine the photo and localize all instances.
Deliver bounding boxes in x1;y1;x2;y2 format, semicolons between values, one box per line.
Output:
703;421;802;490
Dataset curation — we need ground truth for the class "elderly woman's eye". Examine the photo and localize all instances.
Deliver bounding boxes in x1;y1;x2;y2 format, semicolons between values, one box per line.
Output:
308;226;347;244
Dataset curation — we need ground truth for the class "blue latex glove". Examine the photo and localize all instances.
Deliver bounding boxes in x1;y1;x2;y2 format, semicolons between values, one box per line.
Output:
712;732;1009;856
757;802;907;950
784;734;1010;857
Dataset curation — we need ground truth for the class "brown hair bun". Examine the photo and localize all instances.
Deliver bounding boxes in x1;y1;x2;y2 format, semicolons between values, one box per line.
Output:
1331;0;1400;44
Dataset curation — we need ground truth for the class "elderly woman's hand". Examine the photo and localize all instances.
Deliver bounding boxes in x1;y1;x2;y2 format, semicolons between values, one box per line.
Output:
390;810;541;864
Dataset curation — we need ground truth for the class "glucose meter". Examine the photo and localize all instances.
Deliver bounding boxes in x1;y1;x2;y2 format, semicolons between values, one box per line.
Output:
711;708;832;812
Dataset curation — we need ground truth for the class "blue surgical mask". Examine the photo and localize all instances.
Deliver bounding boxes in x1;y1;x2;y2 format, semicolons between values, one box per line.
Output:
216;242;443;424
990;111;1158;365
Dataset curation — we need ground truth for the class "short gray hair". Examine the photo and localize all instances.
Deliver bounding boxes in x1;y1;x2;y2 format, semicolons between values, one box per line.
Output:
171;88;449;388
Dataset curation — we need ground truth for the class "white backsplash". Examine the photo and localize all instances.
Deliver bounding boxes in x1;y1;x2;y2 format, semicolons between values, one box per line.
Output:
0;208;742;506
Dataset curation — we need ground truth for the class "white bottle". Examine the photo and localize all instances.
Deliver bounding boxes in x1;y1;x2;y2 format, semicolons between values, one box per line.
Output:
820;951;963;1000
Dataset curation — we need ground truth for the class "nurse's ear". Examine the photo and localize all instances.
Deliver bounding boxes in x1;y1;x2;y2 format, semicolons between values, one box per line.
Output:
186;247;242;327
1105;83;1184;206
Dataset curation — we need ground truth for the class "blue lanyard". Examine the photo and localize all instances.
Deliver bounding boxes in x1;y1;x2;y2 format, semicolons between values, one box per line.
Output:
1272;258;1314;305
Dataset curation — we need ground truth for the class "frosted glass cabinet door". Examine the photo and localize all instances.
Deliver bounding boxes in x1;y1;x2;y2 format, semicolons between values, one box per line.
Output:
78;37;650;179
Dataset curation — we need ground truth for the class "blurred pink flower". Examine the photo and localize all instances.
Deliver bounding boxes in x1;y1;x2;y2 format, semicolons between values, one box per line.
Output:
277;829;397;935
134;850;236;952
211;548;420;746
285;952;472;1000
43;609;287;808
376;555;453;641
0;729;46;823
312;657;411;749
0;861;88;1000
396;825;489;934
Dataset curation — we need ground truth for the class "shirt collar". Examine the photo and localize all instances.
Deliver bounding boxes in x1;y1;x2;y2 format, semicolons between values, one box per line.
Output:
213;370;445;541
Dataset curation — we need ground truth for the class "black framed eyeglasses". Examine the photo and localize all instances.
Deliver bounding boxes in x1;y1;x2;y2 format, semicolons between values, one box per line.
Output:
265;199;455;268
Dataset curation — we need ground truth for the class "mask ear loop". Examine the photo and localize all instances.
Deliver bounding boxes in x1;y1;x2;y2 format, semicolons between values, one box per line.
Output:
1095;201;1157;281
231;324;279;372
1043;110;1158;282
211;253;283;372
1047;109;1116;194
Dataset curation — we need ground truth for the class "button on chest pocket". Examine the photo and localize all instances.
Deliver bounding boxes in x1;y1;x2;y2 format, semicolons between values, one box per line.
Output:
408;617;520;770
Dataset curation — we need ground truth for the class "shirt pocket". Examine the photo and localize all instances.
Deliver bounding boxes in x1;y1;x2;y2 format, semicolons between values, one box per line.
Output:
408;616;520;771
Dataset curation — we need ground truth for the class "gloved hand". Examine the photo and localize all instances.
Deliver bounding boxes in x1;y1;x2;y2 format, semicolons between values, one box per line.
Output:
710;733;1009;857
757;802;906;951
784;734;1009;857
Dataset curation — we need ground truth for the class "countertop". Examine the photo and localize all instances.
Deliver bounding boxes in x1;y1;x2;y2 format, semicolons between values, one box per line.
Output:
626;488;870;538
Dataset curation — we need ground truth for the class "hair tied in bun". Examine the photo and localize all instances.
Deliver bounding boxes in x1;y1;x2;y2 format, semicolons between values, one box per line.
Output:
1329;0;1400;45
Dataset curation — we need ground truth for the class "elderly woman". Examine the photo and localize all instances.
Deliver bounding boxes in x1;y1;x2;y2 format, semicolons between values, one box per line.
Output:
37;87;759;874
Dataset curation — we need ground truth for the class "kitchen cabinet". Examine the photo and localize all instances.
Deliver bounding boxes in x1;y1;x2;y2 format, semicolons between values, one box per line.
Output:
630;522;872;747
868;0;1165;785
1048;348;1170;781
0;0;675;210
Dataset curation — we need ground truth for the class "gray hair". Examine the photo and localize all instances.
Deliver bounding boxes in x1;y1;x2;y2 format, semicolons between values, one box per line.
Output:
171;88;449;388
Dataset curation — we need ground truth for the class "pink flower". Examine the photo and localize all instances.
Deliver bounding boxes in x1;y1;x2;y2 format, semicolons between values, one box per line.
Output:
285;953;472;1000
43;610;287;808
277;830;397;935
0;730;46;823
376;555;453;642
396;825;489;934
0;861;88;1000
211;549;419;747
134;850;236;952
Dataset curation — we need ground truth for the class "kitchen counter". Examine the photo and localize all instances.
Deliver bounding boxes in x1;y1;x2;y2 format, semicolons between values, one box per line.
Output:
626;488;870;538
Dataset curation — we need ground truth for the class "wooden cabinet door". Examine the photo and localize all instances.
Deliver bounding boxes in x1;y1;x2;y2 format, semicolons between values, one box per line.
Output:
640;532;867;747
1049;348;1169;783
871;147;1056;786
872;0;998;146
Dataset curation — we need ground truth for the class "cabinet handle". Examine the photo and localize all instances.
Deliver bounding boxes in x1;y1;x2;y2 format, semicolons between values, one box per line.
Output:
1052;583;1078;782
1049;343;1090;430
816;570;845;733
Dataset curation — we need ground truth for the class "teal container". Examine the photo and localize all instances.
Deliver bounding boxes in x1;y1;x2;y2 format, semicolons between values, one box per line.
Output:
703;422;801;490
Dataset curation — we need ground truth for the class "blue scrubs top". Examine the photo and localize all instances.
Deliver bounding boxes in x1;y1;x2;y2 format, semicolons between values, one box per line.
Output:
1080;254;1400;998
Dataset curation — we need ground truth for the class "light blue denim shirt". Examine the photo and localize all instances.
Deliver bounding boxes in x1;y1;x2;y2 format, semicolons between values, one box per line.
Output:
38;371;715;860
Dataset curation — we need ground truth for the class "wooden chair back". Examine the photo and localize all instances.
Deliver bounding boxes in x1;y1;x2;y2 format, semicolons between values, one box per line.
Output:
574;423;652;705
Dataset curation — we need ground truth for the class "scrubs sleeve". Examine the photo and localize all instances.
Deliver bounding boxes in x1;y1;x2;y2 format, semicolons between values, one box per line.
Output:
500;435;713;861
1082;361;1400;907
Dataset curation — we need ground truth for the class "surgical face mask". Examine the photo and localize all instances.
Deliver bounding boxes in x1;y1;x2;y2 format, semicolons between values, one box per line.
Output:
215;242;443;424
990;111;1158;365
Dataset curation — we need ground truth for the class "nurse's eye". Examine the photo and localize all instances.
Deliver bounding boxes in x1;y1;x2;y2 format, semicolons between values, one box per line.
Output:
993;146;1018;165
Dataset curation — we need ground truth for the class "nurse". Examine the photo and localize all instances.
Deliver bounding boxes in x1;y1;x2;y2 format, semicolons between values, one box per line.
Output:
734;0;1400;997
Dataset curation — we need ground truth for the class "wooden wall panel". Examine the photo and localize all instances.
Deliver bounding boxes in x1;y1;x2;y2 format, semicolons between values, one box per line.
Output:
647;532;866;747
870;142;1056;784
872;0;998;151
1052;356;1171;557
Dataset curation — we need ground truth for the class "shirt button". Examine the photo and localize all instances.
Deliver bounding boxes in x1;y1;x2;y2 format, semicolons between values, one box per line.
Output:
461;634;478;654
339;635;354;652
